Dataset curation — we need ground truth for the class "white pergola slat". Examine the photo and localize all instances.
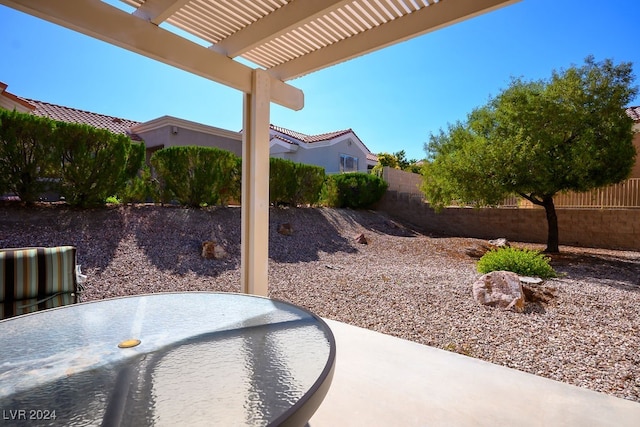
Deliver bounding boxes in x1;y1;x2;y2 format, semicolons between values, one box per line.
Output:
0;0;519;296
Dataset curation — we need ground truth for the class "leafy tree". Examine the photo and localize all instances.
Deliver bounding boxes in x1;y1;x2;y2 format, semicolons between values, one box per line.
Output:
422;57;637;252
372;150;420;175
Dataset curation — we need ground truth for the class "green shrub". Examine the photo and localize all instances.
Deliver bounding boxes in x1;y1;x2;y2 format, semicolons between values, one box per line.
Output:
293;163;325;206
477;247;557;278
0;109;57;204
268;159;325;206
53;122;139;207
105;195;121;205
320;172;388;208
120;165;156;204
269;157;297;205
150;146;240;207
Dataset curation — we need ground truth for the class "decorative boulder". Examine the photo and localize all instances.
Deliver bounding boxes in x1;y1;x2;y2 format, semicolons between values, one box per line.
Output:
354;233;368;245
201;241;228;260
488;238;510;248
472;271;525;312
465;238;510;259
277;223;293;236
465;243;494;259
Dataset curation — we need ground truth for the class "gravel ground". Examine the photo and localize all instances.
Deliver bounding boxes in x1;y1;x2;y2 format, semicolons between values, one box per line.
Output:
1;203;639;402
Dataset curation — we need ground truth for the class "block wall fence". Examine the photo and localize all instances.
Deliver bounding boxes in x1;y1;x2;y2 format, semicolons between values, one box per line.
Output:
375;191;640;251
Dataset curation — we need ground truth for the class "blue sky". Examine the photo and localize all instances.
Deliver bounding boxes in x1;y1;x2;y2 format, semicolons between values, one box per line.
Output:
1;0;639;161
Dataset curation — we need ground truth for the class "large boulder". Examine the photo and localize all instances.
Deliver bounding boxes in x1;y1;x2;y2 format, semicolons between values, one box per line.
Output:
472;271;525;312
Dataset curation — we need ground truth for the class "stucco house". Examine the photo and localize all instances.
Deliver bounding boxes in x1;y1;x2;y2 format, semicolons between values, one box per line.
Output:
0;82;377;173
269;125;377;173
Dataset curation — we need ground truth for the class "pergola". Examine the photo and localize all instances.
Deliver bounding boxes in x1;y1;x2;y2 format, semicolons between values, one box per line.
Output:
1;0;518;296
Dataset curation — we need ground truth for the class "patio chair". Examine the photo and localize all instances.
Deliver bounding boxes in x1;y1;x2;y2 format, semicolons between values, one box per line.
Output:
0;246;82;320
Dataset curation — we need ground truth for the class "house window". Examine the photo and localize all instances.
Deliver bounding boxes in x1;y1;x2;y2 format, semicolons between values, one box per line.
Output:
340;154;359;172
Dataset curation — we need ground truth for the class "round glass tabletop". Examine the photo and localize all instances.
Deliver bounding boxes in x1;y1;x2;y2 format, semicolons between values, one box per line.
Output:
0;292;335;426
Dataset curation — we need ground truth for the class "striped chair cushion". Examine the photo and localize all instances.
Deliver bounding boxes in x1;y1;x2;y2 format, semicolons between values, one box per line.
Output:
0;246;79;319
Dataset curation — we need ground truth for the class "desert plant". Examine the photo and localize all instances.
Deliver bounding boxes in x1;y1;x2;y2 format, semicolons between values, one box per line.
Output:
477;247;557;278
320;172;388;208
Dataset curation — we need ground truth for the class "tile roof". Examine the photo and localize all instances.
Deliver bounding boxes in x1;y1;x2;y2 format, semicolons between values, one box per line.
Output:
22;98;142;138
270;124;353;143
627;106;640;122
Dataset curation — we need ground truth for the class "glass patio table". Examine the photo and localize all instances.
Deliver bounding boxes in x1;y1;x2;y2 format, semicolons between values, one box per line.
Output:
0;292;335;426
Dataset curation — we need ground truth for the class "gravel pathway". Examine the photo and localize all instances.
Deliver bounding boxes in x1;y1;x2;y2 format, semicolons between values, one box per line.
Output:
1;203;639;402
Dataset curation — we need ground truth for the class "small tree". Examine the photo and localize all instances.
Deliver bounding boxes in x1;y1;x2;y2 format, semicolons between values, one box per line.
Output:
372;150;421;175
423;57;637;252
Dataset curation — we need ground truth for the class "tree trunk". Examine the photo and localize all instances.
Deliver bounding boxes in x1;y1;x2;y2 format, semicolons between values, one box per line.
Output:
542;195;559;253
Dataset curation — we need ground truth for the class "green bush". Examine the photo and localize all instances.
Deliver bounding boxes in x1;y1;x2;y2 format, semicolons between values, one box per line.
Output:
0;109;57;204
269;158;297;205
150;146;240;207
53;122;141;207
320;172;388;208
120;165;156;204
477;247;557;278
293;163;325;206
268;159;325;206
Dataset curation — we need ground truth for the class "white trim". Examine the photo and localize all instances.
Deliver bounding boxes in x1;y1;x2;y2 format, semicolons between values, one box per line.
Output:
269;138;298;152
131;115;242;140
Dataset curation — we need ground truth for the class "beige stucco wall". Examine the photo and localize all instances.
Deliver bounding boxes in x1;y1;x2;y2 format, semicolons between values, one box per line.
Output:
137;125;242;157
276;137;368;174
376;191;640;251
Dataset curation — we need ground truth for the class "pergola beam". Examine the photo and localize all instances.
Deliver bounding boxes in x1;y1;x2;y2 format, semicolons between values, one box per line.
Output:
132;0;190;25
0;0;303;111
216;0;351;58
269;0;519;81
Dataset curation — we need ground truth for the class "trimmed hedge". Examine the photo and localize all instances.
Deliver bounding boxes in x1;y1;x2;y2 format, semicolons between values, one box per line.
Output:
54;121;144;207
269;158;297;205
292;163;325;206
0;109;57;204
150;145;241;207
0;110;143;206
320;172;388;208
269;158;325;206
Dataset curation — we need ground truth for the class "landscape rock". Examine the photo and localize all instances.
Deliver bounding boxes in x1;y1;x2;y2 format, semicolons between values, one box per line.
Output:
201;241;228;260
472;270;525;312
354;233;368;245
465;238;510;259
488;238;510;248
465;243;495;259
521;282;557;304
277;223;293;236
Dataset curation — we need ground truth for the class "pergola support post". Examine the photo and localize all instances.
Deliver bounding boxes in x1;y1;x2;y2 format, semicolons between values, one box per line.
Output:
240;69;271;296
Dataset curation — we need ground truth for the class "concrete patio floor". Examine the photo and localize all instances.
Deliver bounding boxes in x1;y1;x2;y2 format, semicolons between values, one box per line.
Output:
308;319;640;427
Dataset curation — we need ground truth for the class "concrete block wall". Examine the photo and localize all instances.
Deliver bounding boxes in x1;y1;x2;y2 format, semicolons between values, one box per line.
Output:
376;191;640;251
